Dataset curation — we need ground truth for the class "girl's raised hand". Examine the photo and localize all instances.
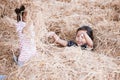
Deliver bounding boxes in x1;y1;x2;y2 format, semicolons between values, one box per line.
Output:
47;31;60;42
47;31;55;38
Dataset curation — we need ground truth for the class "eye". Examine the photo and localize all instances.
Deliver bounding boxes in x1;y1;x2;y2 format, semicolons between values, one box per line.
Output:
76;35;79;37
80;34;84;38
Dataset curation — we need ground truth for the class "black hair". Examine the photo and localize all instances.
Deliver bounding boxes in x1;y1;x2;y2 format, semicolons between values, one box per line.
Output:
15;5;25;22
76;26;93;40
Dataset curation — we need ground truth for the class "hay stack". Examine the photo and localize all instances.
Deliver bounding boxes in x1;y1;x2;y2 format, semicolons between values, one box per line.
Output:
0;0;120;80
5;47;120;80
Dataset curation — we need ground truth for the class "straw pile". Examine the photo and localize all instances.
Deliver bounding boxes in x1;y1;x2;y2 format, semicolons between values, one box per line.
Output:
0;0;120;80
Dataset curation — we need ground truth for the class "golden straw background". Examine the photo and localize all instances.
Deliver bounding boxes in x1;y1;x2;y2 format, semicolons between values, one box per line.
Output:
0;0;120;80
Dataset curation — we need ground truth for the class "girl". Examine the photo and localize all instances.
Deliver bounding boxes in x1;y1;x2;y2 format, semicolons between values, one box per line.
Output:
14;5;37;66
47;26;93;49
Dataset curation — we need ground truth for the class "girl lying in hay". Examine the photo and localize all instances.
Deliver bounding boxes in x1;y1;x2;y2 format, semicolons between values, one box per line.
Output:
47;26;93;49
13;5;37;66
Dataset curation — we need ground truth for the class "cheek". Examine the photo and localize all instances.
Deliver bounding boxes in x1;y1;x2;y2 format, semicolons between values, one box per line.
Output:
75;37;79;41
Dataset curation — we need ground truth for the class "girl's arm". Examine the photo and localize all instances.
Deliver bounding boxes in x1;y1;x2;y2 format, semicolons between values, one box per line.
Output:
47;32;68;47
83;32;93;48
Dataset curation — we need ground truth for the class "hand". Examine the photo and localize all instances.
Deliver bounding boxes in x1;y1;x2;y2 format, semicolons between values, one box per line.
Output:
47;31;60;42
47;31;55;38
79;31;87;38
79;33;84;39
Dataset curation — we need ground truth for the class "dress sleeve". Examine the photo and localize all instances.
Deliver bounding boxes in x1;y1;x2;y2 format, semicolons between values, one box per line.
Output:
67;41;77;47
81;44;87;49
16;21;26;32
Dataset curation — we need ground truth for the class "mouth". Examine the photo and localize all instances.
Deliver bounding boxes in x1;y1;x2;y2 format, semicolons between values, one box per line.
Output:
77;42;83;46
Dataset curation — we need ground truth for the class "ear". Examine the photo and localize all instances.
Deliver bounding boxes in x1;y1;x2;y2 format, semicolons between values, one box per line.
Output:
20;5;25;11
15;8;20;14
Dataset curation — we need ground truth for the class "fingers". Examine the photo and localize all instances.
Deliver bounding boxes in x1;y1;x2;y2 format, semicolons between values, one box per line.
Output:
79;33;84;39
47;31;61;43
80;33;84;37
47;31;55;38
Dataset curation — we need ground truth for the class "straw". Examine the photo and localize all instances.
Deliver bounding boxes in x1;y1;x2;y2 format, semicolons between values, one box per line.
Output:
0;0;120;80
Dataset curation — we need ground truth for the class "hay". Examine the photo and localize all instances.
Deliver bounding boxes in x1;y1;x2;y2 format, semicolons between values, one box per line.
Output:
5;47;120;80
0;0;120;80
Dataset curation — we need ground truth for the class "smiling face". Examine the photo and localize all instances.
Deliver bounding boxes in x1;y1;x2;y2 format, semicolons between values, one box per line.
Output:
75;30;87;46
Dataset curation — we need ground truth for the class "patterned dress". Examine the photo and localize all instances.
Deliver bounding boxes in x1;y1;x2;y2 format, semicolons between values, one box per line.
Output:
16;21;37;63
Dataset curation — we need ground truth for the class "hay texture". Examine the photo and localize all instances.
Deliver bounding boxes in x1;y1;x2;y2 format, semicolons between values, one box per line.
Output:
0;0;120;80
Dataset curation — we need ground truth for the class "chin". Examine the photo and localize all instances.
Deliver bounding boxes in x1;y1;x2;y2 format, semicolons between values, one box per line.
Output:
77;43;82;46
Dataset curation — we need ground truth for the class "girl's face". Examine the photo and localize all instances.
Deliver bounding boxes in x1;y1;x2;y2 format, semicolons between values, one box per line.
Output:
22;11;27;22
75;30;87;46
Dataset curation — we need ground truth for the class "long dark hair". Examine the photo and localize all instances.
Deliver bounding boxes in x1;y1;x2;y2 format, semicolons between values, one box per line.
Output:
76;26;93;40
15;5;25;22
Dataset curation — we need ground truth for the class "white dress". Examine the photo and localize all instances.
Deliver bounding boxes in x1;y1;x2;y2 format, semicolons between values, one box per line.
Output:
16;21;37;63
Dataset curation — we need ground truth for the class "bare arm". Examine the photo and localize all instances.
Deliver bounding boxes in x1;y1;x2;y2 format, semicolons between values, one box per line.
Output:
83;32;93;48
47;32;68;47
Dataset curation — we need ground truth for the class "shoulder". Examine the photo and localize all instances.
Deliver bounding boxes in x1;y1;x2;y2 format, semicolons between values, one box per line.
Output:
16;21;26;32
16;21;26;27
